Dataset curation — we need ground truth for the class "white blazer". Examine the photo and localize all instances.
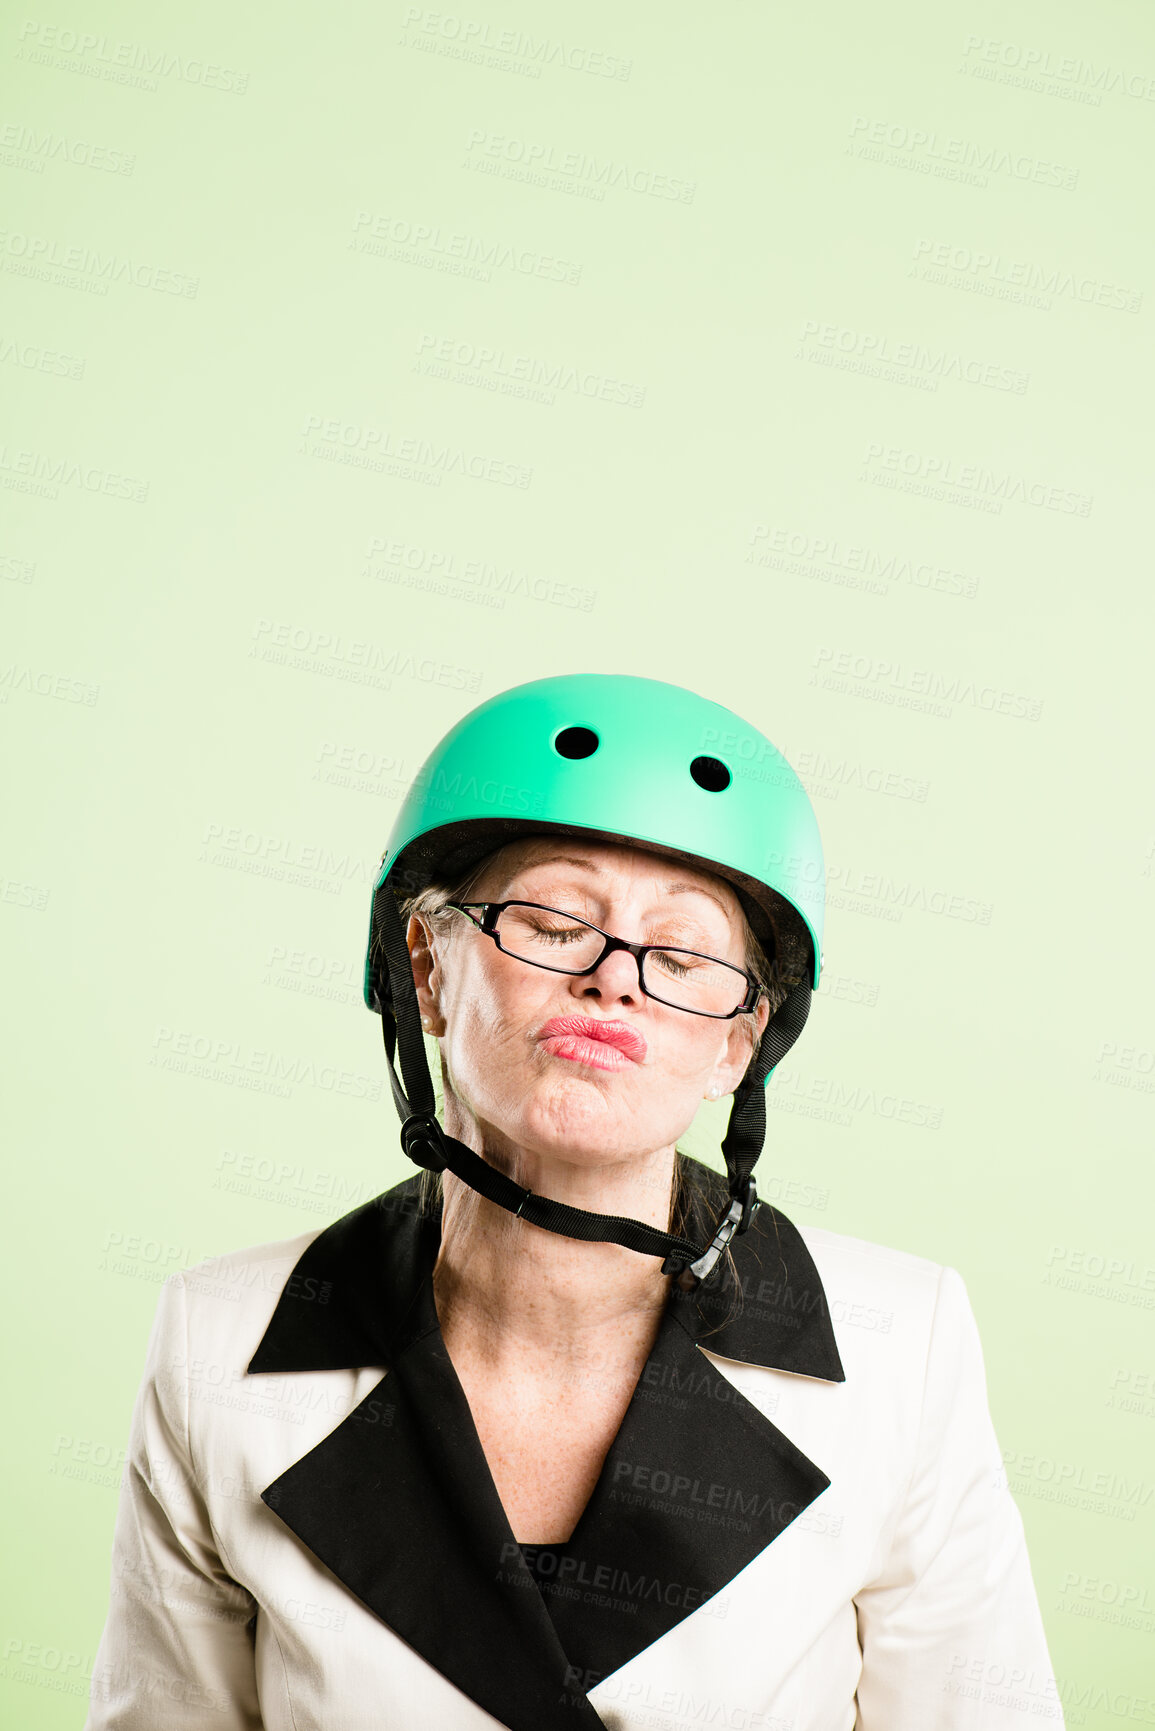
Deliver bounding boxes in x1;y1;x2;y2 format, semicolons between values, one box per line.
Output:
84;1165;1063;1730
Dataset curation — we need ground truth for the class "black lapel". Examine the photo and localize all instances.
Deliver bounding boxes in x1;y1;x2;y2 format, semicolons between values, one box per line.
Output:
681;1180;846;1379
260;1302;605;1731
540;1300;831;1682
247;1181;434;1375
536;1182;843;1681
248;1167;844;1725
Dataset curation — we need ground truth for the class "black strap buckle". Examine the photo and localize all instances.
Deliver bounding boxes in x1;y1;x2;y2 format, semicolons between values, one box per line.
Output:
400;1112;446;1172
663;1175;760;1291
734;1172;760;1235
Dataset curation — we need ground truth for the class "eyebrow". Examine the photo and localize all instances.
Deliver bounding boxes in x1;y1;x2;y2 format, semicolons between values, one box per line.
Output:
511;854;731;916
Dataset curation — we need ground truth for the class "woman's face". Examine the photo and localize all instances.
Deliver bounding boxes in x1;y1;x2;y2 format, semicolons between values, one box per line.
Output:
407;836;770;1175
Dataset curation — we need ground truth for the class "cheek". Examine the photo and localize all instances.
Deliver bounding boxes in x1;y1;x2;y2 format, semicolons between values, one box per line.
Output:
659;1020;729;1084
439;954;540;1073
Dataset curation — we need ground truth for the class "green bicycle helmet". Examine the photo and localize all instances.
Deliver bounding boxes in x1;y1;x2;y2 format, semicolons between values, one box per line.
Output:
364;673;825;1287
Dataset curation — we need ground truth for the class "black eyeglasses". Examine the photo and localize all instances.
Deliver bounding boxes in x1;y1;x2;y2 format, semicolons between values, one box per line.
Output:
446;901;763;1019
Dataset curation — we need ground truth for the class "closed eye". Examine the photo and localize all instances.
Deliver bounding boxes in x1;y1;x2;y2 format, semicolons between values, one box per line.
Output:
530;922;588;944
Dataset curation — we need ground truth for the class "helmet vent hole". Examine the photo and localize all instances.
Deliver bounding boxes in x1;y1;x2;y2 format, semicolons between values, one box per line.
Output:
554;726;599;759
690;756;731;792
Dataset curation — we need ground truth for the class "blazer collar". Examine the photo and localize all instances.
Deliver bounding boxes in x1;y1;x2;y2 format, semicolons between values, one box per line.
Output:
249;1165;844;1731
249;1164;845;1383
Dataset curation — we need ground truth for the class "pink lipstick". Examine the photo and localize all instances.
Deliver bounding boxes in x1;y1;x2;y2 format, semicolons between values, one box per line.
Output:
537;1015;647;1071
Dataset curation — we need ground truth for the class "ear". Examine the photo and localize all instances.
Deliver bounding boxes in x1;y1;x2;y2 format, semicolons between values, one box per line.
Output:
706;995;771;1099
406;914;446;1036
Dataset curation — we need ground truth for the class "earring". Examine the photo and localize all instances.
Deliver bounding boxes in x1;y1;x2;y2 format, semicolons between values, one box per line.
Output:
421;1014;433;1031
706;1084;720;1100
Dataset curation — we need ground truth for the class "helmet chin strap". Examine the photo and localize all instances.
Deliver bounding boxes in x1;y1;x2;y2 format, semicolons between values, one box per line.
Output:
372;883;811;1289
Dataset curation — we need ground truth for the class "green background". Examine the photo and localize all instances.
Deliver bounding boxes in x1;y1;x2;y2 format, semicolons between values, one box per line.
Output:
2;1;1152;1724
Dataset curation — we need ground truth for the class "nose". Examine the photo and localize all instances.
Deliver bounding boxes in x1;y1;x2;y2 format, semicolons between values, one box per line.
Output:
570;944;644;1006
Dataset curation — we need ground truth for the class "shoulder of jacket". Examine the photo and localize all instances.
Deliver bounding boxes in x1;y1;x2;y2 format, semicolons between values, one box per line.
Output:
792;1219;961;1317
158;1225;328;1350
177;1225;324;1285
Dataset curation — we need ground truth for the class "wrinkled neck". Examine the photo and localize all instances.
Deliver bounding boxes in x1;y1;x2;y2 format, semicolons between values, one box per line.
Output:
430;1140;675;1368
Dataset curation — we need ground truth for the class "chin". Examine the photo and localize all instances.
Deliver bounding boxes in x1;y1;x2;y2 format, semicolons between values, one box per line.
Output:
506;1078;686;1168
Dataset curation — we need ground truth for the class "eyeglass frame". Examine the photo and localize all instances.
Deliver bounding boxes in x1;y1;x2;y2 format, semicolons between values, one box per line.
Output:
444;900;765;1019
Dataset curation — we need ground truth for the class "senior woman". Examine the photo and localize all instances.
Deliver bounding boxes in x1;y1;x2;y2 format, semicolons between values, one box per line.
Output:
86;673;1062;1731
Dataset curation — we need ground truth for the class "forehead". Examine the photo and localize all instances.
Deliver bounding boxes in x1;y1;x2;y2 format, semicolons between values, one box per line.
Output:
476;835;741;921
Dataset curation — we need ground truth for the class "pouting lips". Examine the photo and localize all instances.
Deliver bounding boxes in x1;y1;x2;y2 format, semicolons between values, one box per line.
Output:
537;1015;647;1062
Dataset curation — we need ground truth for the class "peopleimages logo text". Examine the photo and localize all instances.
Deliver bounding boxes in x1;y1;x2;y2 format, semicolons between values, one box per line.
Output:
862;443;1091;516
